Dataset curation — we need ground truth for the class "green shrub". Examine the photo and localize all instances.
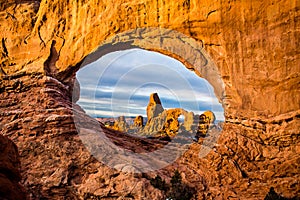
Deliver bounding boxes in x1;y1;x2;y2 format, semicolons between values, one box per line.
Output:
170;170;182;187
150;175;168;191
168;170;196;200
151;170;196;200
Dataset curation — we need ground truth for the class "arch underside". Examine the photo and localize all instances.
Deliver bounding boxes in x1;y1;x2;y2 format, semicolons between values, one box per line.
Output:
81;27;225;104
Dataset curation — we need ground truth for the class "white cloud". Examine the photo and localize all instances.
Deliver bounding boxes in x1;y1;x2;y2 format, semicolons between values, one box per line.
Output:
76;49;225;121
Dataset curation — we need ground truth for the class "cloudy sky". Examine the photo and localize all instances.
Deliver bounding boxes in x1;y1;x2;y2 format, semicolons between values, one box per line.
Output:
76;49;224;121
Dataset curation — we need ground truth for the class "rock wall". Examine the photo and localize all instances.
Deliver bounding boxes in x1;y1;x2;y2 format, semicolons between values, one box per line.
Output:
0;74;165;199
0;0;299;199
1;0;299;119
0;135;27;200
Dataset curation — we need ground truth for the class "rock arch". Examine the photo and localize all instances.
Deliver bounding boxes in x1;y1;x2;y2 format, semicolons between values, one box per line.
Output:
0;1;299;199
80;27;225;104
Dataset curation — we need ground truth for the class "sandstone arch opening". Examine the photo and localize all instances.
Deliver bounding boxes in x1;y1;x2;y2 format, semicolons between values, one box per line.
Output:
75;48;224;139
71;29;227;172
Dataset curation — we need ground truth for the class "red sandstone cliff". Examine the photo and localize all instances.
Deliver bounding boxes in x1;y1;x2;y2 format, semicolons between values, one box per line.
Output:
0;0;299;199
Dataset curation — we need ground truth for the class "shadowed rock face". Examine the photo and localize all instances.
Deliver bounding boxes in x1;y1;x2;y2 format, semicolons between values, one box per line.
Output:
0;0;299;199
0;75;166;199
0;135;27;200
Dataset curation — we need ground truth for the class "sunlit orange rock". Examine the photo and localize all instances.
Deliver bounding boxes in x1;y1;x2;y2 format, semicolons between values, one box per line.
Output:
146;93;164;123
0;0;299;199
133;115;143;127
197;110;216;136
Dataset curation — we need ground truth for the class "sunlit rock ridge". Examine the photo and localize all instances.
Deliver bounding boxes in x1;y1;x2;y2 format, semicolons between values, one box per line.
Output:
107;92;217;138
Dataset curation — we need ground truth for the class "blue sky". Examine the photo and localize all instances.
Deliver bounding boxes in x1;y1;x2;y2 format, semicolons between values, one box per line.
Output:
76;49;224;121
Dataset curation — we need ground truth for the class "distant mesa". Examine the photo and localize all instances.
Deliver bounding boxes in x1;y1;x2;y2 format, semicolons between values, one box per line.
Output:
97;93;221;141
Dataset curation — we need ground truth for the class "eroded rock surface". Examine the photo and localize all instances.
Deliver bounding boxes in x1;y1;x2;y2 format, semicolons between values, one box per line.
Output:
112;116;128;132
143;107;193;137
0;0;299;199
196;110;216;137
115;93;208;137
0;74;166;199
146;93;164;123
133;115;143;128
0;135;27;200
1;0;298;120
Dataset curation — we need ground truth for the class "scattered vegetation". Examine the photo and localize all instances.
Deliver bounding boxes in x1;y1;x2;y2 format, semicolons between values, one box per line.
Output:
264;187;299;200
150;170;196;200
170;170;182;187
150;175;168;191
168;170;196;200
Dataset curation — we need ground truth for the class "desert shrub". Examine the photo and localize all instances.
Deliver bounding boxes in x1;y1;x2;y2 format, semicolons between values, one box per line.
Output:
170;170;182;187
264;187;300;200
167;170;196;200
150;175;168;191
150;170;196;200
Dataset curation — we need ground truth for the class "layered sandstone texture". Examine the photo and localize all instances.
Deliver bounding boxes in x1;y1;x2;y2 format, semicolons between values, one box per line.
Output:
0;0;299;199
